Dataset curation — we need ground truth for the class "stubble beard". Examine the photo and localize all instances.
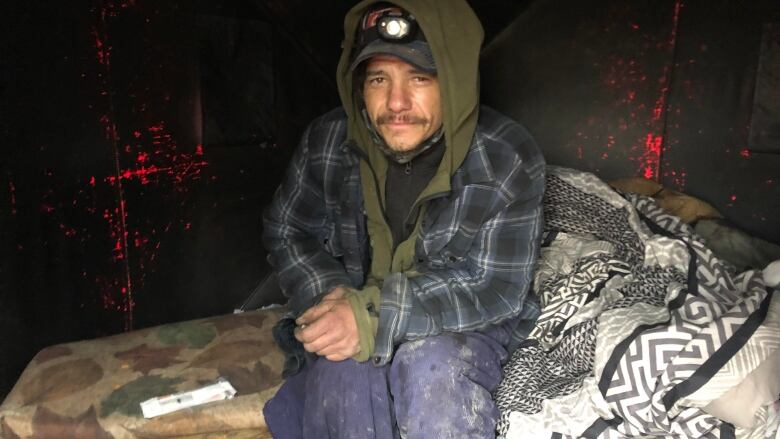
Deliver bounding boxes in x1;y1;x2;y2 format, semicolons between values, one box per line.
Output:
374;115;442;164
376;113;429;152
361;108;442;164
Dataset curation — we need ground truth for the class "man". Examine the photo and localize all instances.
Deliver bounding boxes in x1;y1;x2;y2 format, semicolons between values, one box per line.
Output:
262;0;545;437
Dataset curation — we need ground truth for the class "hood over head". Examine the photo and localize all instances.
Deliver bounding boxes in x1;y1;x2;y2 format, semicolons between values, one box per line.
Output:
337;0;484;281
337;0;484;189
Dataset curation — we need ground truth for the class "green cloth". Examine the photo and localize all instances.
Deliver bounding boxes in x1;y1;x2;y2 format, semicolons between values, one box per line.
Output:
336;0;484;361
344;286;380;362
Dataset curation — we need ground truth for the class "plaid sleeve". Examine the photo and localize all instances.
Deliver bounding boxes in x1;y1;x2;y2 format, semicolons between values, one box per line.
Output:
262;120;351;315
373;145;545;365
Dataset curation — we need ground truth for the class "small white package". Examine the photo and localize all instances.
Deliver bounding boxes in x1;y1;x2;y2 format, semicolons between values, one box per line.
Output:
140;378;237;418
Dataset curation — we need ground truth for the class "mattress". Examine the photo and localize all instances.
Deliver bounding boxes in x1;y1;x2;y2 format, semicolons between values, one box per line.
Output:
0;307;285;438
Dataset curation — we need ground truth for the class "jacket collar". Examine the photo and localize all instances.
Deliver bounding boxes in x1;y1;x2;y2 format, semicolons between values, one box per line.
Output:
345;128;496;193
451;133;495;189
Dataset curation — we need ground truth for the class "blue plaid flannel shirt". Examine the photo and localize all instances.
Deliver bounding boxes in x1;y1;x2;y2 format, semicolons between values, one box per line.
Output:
263;106;545;369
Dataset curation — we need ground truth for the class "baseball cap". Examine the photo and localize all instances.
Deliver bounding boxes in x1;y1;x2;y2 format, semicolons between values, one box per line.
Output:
349;3;436;74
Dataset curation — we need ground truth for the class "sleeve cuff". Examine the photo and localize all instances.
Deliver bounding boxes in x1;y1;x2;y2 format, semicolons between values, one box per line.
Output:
344;286;380;362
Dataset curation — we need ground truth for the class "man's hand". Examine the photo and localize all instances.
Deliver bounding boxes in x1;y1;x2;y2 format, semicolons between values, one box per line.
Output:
294;287;360;361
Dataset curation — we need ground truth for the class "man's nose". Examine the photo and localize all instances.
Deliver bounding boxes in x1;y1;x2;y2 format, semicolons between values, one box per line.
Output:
387;82;412;113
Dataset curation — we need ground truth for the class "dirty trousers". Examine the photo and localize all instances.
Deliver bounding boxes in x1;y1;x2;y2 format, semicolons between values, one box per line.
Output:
263;328;509;439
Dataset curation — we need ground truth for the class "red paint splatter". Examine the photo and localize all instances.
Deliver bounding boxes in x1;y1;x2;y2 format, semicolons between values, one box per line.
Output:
90;27;111;67
739;148;750;158
8;181;17;215
92;0;138;331
730;195;737;202
104;122;208;188
641;1;681;180
670;2;683;42
99;114;119;142
641;133;664;179
59;224;77;237
668;169;688;189
651;93;666;121
584;2;684;181
95;275;133;313
84;0;211;333
133;230;149;248
103;206;127;262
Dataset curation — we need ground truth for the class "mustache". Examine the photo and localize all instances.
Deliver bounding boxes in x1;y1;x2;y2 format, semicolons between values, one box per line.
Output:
376;114;428;125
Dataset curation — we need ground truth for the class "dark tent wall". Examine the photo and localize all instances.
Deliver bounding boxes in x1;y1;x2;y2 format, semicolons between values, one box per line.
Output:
482;0;780;244
0;0;524;398
0;0;345;398
1;0;778;399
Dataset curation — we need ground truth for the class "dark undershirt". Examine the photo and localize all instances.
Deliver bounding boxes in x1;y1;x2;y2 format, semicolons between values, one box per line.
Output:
384;142;445;250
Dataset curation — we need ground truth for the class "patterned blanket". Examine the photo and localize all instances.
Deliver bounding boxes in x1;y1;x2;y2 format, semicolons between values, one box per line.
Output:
495;167;779;439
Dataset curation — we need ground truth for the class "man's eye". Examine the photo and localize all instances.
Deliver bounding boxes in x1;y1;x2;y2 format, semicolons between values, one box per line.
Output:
413;76;431;83
367;77;385;85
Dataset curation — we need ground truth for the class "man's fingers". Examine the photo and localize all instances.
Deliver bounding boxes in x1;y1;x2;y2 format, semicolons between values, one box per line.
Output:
315;332;360;360
297;287;347;325
323;286;347;300
295;310;342;344
302;326;343;353
293;298;360;360
317;341;358;360
315;342;342;358
294;317;329;344
296;306;322;326
324;353;349;362
296;300;332;325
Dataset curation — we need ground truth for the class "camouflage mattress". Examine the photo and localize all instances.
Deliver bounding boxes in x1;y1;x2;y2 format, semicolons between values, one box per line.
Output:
0;307;286;439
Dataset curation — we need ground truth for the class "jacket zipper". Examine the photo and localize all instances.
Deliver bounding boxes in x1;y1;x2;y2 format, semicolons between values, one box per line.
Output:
346;142;451;234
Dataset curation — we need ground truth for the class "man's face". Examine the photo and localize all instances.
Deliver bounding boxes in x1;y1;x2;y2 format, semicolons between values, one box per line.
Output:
362;56;442;152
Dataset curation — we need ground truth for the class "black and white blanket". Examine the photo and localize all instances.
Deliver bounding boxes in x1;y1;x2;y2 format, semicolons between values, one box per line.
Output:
495;167;779;439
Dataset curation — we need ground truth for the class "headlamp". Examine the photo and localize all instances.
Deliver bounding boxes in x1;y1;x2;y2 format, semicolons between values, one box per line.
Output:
358;6;422;46
377;15;414;41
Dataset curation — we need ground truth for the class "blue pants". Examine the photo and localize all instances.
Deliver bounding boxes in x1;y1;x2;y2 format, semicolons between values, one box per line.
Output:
263;328;509;439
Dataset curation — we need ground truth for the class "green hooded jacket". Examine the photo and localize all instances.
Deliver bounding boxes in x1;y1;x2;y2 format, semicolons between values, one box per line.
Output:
335;0;486;361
